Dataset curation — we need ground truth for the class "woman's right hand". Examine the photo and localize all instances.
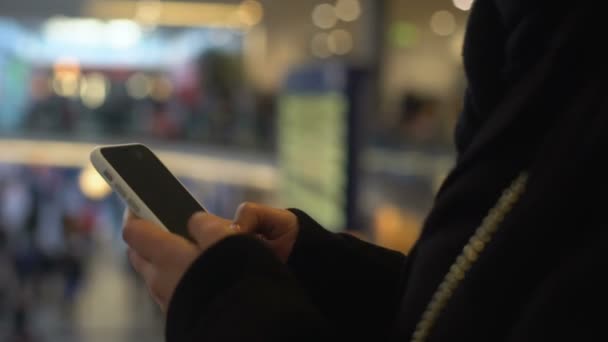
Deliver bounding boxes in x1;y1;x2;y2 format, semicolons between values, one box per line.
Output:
232;203;299;263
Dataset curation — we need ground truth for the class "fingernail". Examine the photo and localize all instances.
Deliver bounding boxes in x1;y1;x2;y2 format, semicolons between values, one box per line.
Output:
230;223;241;232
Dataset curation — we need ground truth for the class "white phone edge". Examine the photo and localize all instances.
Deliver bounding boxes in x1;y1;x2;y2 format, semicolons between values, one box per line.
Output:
90;145;169;232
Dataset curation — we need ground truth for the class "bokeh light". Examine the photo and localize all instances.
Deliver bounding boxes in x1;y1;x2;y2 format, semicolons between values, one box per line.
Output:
126;72;153;100
430;10;456;36
452;0;474;11
328;29;354;55
80;73;109;109
51;58;81;98
134;0;162;26
105;19;142;49
389;21;418;48
335;0;361;22
151;76;174;101
78;163;112;200
237;0;264;26
311;32;332;58
312;3;338;29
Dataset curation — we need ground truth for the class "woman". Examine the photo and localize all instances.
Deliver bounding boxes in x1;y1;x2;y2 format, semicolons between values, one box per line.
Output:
123;1;608;341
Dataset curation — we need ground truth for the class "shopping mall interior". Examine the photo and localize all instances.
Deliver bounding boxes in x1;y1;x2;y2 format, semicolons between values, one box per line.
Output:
0;0;471;340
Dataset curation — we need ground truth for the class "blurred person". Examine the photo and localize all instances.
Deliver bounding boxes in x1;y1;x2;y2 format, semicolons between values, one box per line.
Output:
58;181;94;309
31;168;65;276
0;179;10;320
25;92;76;133
254;92;277;149
0;233;17;320
0;169;38;341
123;1;607;341
149;102;180;140
96;80;133;135
197;50;243;145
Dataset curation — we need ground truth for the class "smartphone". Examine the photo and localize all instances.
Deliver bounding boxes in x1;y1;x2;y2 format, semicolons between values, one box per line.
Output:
90;143;205;241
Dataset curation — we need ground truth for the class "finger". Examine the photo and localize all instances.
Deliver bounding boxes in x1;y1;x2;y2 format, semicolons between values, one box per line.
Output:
187;211;232;249
127;248;154;280
123;218;194;263
233;202;291;239
128;249;164;307
123;208;140;226
145;277;168;313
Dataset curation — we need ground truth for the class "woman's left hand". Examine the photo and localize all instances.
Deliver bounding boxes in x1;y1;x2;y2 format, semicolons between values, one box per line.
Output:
123;211;235;312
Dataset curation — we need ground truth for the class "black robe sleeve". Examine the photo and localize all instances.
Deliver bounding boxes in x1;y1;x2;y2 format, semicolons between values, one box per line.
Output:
165;235;335;342
287;209;407;340
165;209;406;341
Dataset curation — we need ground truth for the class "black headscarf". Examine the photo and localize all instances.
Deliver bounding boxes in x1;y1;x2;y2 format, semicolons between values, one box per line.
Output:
397;1;608;339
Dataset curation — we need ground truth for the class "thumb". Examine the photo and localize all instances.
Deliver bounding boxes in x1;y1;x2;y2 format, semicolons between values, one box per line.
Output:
187;211;230;250
233;203;294;240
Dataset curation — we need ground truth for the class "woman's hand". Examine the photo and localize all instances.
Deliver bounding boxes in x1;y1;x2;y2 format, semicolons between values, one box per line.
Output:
232;203;299;263
123;203;300;312
123;211;234;312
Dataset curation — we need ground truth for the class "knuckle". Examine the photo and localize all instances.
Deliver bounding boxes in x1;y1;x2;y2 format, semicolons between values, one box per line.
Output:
197;218;224;235
238;202;258;214
194;218;218;231
188;211;209;227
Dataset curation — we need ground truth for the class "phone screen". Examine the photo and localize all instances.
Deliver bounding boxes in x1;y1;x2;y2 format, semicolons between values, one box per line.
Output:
101;144;204;240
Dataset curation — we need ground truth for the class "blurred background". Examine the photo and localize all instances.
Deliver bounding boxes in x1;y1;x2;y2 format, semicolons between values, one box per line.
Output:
0;0;470;340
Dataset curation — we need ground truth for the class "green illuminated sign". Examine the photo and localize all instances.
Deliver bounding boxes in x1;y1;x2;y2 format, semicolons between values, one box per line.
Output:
278;92;349;231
